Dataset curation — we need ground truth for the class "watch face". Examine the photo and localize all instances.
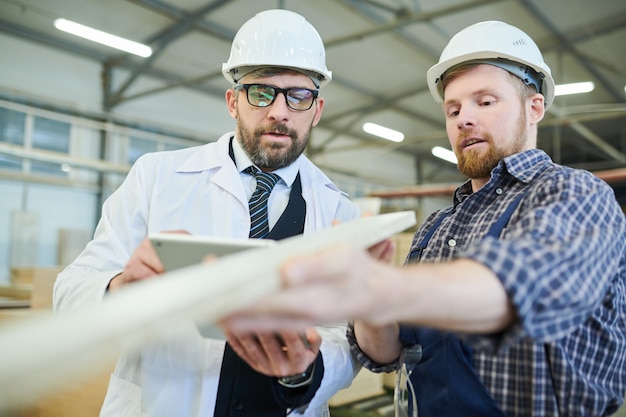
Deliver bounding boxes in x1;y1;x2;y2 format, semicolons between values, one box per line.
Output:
280;372;309;384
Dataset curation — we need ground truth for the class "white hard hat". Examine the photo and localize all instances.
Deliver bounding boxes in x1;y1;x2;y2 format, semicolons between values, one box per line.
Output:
222;9;332;88
427;21;555;108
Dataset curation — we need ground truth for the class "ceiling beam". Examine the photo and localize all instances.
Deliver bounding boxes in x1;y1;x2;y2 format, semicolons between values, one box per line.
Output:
104;0;231;110
329;0;505;48
521;0;624;102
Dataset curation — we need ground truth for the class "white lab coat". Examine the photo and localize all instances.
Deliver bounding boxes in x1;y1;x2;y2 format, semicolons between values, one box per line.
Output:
53;133;361;417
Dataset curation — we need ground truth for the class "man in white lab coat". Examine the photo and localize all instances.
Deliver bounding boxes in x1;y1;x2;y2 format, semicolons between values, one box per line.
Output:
53;9;360;417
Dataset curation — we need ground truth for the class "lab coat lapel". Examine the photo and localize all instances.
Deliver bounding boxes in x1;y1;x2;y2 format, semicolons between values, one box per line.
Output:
299;157;341;233
176;134;248;207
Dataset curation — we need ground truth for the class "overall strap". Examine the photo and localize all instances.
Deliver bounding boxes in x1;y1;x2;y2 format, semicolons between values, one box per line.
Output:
486;191;525;238
407;207;452;263
408;189;527;263
398;188;529;417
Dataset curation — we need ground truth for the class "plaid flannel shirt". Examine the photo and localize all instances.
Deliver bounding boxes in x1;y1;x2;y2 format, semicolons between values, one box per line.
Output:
348;149;626;416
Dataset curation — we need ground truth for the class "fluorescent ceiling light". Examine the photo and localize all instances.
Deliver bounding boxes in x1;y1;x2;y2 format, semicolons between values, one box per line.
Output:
554;81;594;96
53;18;152;58
362;122;404;143
431;146;457;164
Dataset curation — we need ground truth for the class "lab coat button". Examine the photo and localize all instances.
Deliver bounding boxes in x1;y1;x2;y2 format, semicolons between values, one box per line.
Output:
232;398;243;410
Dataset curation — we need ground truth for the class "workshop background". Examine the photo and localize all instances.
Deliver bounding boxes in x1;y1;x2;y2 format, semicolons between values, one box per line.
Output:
0;0;625;416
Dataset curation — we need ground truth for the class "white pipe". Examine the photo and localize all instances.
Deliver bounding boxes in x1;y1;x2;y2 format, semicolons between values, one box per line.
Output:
0;211;416;410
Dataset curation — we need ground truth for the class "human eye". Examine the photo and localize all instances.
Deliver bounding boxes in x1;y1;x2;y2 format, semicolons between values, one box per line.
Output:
444;105;460;118
287;88;313;104
479;95;497;107
249;85;275;106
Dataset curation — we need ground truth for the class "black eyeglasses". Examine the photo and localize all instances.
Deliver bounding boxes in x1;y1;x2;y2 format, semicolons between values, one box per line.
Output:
235;84;318;111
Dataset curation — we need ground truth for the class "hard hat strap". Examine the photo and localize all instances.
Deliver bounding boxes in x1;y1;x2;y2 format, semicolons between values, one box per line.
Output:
231;66;322;89
442;58;545;95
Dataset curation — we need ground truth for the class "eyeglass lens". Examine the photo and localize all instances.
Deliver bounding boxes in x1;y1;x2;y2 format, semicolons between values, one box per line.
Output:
242;84;316;111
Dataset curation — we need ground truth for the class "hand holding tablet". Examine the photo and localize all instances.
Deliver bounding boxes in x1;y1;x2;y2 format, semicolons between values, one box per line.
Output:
149;233;276;271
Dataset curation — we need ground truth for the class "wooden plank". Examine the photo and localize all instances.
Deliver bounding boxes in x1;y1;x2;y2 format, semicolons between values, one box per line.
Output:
369;167;626;200
0;211;416;411
370;183;458;198
0;284;32;301
594;167;626;184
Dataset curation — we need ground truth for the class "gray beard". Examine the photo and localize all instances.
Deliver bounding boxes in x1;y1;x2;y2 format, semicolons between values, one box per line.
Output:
236;122;309;170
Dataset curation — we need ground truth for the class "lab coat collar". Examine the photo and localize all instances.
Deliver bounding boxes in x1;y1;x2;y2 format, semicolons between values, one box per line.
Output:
174;132;347;229
176;133;235;173
175;133;300;188
174;133;247;205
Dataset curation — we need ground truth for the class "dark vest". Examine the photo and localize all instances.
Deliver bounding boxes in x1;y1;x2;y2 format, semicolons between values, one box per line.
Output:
214;140;306;416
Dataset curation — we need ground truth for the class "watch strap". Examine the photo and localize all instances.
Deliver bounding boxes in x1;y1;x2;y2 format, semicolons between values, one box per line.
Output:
277;362;315;388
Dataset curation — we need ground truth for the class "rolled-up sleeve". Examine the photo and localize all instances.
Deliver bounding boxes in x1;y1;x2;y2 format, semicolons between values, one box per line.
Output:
461;170;626;351
346;321;400;373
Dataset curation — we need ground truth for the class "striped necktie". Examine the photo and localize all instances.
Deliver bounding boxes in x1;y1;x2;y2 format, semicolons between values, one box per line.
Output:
247;166;280;239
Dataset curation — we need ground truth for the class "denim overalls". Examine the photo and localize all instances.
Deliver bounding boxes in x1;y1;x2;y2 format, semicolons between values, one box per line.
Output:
399;192;525;416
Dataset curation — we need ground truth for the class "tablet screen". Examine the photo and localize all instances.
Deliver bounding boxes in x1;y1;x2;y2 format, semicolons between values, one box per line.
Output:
149;233;275;271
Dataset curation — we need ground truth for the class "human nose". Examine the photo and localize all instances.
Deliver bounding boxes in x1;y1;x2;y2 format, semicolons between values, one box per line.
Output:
266;91;290;121
455;105;477;130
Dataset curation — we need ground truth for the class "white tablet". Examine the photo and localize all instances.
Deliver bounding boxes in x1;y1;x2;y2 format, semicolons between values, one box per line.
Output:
149;233;276;271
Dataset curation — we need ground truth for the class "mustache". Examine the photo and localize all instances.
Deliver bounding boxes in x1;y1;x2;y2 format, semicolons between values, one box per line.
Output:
256;123;293;138
457;129;491;146
457;128;476;142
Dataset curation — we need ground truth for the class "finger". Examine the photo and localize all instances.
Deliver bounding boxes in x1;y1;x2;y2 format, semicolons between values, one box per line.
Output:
381;239;397;263
126;263;160;282
221;313;317;334
304;328;322;352
262;332;313;376
368;239;396;263
119;257;160;287
277;331;309;352
257;332;288;357
300;331;311;350
160;229;191;235
367;240;387;258
280;244;352;287
141;238;165;273
147;231;188;271
225;332;272;373
256;332;295;375
202;254;218;263
224;331;247;358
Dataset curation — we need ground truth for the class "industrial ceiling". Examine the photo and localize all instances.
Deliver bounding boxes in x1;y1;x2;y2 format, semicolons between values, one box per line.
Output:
1;0;625;194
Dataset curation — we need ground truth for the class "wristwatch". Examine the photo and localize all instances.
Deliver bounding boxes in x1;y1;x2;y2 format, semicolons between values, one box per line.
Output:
277;362;315;388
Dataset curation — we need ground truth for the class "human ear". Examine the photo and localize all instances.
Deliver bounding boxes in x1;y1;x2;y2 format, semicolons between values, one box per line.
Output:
528;93;545;124
225;89;238;118
311;96;324;127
